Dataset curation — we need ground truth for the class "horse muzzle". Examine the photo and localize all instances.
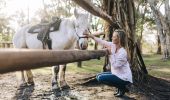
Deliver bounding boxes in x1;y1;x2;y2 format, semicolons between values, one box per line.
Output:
80;43;88;50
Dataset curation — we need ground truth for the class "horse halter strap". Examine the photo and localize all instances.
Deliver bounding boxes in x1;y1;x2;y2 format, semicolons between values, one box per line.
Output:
75;30;87;40
75;28;91;40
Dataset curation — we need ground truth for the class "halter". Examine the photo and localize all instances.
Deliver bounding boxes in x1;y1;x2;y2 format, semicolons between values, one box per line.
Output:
74;26;90;50
74;26;91;40
74;28;87;40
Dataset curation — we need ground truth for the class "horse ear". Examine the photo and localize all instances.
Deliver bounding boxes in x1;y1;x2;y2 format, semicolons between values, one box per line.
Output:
74;9;79;18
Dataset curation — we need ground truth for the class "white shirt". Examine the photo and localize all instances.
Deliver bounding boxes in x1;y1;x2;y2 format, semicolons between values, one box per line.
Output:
94;37;133;83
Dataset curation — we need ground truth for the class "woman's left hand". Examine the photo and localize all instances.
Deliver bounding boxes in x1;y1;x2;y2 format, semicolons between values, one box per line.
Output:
107;46;112;55
83;33;95;39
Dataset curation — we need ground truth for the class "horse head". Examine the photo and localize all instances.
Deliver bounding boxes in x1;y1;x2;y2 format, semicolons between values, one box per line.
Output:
74;9;89;50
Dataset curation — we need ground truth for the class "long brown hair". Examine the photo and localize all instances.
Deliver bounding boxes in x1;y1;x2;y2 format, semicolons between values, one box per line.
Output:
114;29;126;48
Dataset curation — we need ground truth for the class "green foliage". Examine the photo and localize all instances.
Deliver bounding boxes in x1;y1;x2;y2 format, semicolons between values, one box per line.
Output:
0;24;14;41
136;18;143;36
0;33;13;41
145;17;155;26
0;0;14;42
0;17;14;42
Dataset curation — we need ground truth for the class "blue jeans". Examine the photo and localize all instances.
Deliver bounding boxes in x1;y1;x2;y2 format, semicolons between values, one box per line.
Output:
96;72;130;89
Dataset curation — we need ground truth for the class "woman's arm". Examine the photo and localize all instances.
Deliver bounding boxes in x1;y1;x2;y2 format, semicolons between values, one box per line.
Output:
84;33;111;48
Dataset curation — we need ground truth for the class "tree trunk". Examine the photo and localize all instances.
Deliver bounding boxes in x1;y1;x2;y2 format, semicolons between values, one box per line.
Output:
165;0;170;58
102;0;114;41
157;34;162;54
148;0;168;59
137;4;147;54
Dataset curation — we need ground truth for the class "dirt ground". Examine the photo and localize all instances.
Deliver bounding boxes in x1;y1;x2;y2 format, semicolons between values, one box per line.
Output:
0;72;150;100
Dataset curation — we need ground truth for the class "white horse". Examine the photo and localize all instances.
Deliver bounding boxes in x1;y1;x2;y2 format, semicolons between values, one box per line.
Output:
13;9;89;90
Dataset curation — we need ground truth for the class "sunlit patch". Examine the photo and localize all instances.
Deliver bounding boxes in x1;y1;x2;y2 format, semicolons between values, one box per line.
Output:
153;68;170;73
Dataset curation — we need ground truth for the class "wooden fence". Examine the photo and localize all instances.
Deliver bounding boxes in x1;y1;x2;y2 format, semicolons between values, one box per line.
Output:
0;41;13;48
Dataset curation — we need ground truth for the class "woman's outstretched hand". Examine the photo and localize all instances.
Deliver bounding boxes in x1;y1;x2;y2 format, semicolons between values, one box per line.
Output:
83;33;95;39
107;46;112;55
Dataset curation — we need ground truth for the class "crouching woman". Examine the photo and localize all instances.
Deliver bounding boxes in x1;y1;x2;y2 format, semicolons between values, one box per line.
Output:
84;29;133;97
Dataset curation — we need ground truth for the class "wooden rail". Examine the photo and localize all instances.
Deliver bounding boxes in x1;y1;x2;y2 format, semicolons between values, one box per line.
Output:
0;49;108;73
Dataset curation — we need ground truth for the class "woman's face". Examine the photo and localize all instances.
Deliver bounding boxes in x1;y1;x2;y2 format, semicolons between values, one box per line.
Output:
112;32;120;44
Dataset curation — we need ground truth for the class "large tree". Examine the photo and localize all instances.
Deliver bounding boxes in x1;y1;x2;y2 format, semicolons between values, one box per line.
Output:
73;0;170;99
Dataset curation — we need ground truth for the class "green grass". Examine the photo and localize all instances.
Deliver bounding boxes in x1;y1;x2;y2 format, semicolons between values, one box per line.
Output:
67;57;104;73
32;57;105;74
32;54;170;80
143;54;170;79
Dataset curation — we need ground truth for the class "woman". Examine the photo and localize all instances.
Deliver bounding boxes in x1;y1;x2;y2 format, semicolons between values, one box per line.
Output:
84;29;133;97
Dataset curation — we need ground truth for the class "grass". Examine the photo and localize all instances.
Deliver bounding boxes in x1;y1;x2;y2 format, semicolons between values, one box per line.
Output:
67;57;104;73
32;54;170;80
67;54;170;79
143;54;170;79
32;57;105;74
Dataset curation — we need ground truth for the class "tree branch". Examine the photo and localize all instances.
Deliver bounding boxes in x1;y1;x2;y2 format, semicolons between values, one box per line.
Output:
72;0;119;28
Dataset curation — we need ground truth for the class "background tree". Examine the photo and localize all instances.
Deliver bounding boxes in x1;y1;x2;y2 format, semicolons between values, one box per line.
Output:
148;0;170;59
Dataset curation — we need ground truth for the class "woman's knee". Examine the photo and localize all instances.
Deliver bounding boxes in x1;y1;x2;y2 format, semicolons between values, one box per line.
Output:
96;72;103;81
96;73;101;77
96;72;111;77
96;74;103;82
